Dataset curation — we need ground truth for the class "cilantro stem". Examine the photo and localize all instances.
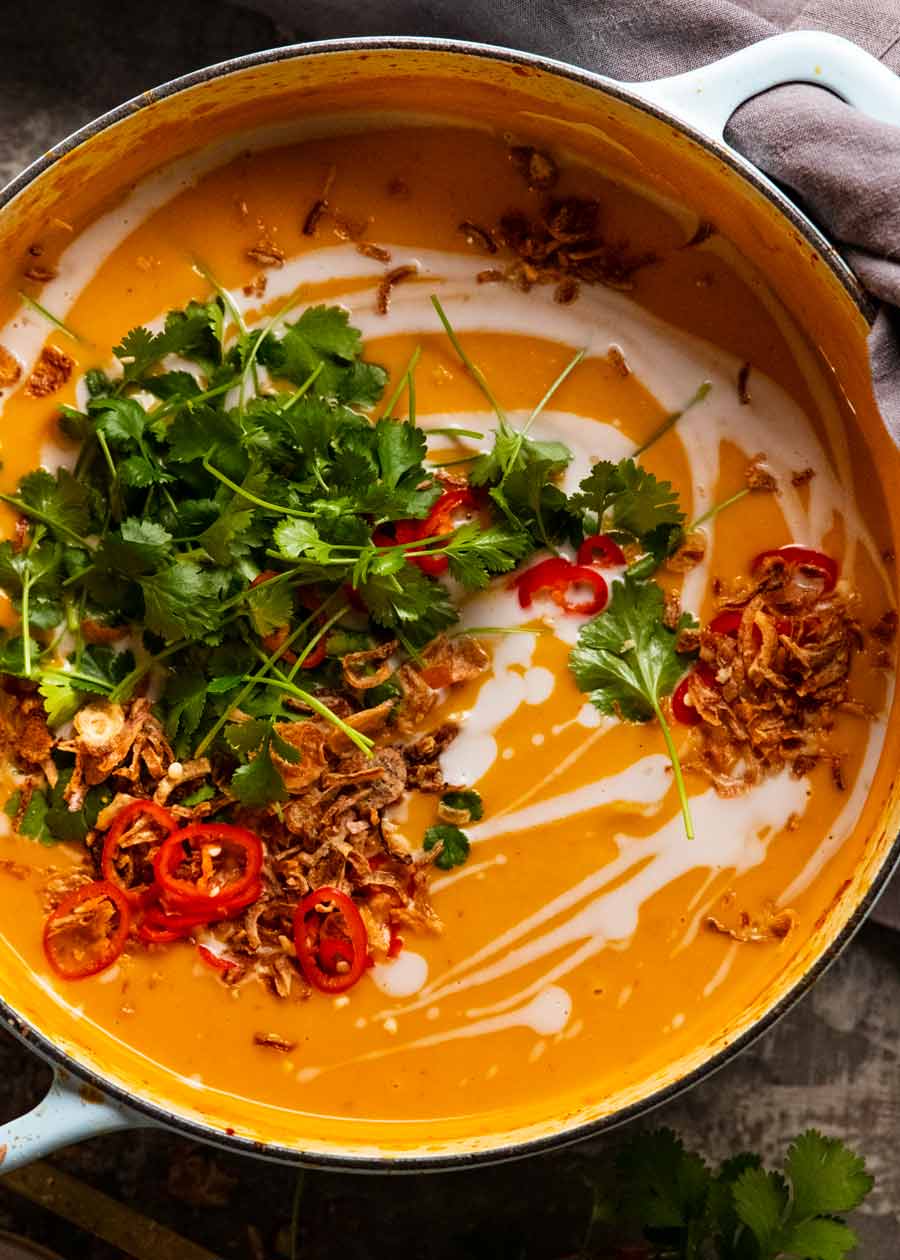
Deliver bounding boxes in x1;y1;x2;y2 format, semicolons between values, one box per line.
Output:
108;639;186;704
380;345;421;420
62;563;94;588
202;459;315;518
20;572;32;679
150;377;236;421
652;697;694;841
249;674;375;757
239;290;304;409
0;494;93;550
632;381;711;458
18;292;84;344
194;260;258;393
40;667;113;694
289;1170;305;1260
96;430;121;523
430;296;506;422
453;625;548;637
427;426;484;440
522;347;587;435
278;362;324;412
196;596;345;757
688;487;750;532
429;454;478;467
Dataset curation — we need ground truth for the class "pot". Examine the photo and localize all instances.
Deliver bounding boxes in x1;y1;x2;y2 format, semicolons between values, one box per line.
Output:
1;30;900;1173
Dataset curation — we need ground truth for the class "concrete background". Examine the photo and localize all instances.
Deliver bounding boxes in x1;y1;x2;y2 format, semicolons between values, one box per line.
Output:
0;2;898;1255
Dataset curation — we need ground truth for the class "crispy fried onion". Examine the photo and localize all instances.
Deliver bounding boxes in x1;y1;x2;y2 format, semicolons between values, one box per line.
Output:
707;900;796;943
683;559;864;794
10;631;478;1000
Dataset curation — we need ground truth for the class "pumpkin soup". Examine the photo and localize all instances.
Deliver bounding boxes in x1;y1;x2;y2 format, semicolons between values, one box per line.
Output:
0;119;893;1133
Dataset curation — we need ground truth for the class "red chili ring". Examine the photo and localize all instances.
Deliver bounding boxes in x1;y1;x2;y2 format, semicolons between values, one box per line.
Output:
516;557;608;615
576;533;626;568
153;824;264;915
294;885;368;994
751;545;838;592
101;799;176;907
43;880;131;980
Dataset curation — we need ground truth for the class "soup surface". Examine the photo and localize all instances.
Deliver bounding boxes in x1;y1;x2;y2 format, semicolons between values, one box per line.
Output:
0;115;895;1150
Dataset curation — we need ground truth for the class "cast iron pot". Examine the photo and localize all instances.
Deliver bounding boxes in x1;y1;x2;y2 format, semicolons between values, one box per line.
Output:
1;30;900;1172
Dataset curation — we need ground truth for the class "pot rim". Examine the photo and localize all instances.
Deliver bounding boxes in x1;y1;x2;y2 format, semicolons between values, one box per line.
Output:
0;34;892;1171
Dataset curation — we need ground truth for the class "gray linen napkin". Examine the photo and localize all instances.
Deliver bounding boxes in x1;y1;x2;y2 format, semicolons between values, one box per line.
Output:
239;0;900;928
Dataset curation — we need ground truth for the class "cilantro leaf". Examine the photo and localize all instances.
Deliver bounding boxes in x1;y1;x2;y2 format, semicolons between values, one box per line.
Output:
4;788;50;842
289;305;361;361
782;1218;859;1260
570;577;697;838
91;396;147;446
616;1129;710;1230
226;721;291;807
139;562;225;641
570;458;684;551
570;577;696;722
440;788;483;822
360;565;457;646
99;518;173;576
17;468;92;542
246;576;294;637
259;305;386;406
424;823;470;869
469;417;571;489
732;1167;789;1254
443;523;532;590
785;1130;874;1220
38;676;84;726
374;417;428;489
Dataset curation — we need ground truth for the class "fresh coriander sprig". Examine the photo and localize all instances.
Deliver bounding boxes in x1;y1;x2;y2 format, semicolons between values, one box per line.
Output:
570;576;698;839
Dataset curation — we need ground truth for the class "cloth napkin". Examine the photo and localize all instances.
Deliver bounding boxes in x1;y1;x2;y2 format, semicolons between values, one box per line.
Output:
238;0;900;928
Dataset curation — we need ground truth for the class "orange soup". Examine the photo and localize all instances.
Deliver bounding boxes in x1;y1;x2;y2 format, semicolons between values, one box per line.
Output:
0;110;895;1154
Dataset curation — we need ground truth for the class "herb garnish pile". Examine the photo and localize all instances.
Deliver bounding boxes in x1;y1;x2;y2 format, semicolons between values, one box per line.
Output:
0;288;709;827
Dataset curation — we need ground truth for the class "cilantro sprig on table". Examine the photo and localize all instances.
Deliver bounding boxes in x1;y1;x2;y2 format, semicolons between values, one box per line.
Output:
587;1127;872;1260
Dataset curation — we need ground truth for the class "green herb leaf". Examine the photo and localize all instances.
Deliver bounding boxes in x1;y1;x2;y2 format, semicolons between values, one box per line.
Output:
4;788;51;842
570;576;697;838
424;823;470;869
440;788;483;822
17;468;93;542
360;565;457;646
139;562;225;641
785;1130;874;1220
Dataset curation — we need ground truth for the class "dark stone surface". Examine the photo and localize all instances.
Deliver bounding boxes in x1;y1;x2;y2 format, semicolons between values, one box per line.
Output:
0;2;897;1254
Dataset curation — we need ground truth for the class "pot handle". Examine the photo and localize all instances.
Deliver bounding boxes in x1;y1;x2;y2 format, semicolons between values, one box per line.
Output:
625;29;900;145
0;1070;141;1172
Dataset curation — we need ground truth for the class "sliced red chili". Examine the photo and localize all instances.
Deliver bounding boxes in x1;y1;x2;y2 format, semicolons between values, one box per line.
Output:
576;533;626;568
154;823;264;915
709;609;792;643
708;609;744;637
751;545;838;592
294;885;368;994
672;664;717;726
138;883;262;943
197;944;239;974
101;800;176;907
43;880;130;980
376;489;481;577
516;557;608;615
